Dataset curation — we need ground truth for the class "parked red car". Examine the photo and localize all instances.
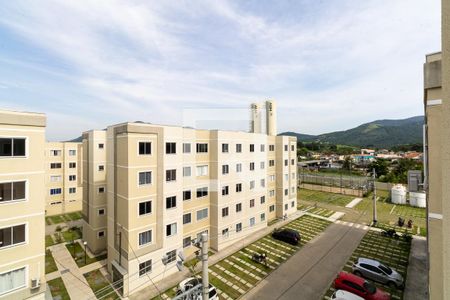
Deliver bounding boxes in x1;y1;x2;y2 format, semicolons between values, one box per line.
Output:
334;272;390;300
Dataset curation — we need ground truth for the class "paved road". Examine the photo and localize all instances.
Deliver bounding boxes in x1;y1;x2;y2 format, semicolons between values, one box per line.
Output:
246;222;367;300
403;237;429;300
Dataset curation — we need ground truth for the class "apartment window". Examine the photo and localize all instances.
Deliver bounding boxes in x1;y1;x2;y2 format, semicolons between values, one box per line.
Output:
236;223;242;232
285;189;288;196
236;163;242;173
284;145;288;151
196;165;208;176
269;144;275;151
50;163;62;169
269;160;275;167
291;200;295;207
165;142;176;154
50;188;62;195
269;190;275;197
261;213;266;222
98;208;105;215
269;205;275;212
0;267;26;295
222;186;229;196
284;160;288;166
222;143;229;153
291;159;295;165
166;223;177;237
250;180;255;190
183;213;192;225
183;237;191;248
139;201;152;216
291;145;295;151
197;208;208;220
139;259;152;276
250;199;255;208
166;250;176;263
222;228;229;238
260;162;265;169
51;150;61;156
236;203;242;213
69;162;76;168
236;143;242;153
69;175;76;181
98;165;104;171
98;231;105;238
0;138;26;157
222;165;229;174
183;167;191;177
196;143;208;153
69;187;76;194
139;142;152;155
196;187;208;198
285;203;288;210
0;224;26;249
269;175;275;182
285;174;289;181
69;149;76;156
98;187;105;193
138;171;152;185
292;172;296;180
260;179;265;187
260;144;265;152
166;169;176;182
236;183;242;193
222;207;229;217
0;181;26;203
166;196;176;209
250;144;255;152
98;143;104;149
183;143;191;153
260;196;265;204
250;217;256;227
249;162;255;171
183;190;192;201
139;230;152;246
50;175;61;182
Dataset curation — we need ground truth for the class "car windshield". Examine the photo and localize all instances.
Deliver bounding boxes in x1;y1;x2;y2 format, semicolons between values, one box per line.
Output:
379;264;393;275
363;281;377;294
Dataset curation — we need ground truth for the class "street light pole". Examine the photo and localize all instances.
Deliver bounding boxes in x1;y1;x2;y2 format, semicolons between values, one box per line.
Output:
83;241;87;265
372;168;377;226
201;232;209;300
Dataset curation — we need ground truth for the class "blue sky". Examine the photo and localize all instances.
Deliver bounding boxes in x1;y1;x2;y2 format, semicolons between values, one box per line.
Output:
0;1;440;141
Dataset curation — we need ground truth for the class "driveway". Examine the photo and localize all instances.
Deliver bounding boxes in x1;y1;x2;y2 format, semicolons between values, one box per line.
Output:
246;222;367;300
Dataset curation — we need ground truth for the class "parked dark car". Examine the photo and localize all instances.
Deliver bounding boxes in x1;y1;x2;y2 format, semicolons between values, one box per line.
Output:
271;228;300;245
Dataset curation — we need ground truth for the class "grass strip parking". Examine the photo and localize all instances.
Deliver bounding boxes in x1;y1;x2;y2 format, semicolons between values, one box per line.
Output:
156;215;331;300
48;277;70;300
298;204;335;218
322;230;412;300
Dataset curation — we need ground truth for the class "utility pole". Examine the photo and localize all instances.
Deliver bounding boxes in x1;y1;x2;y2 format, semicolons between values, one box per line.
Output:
372;168;377;225
201;232;209;300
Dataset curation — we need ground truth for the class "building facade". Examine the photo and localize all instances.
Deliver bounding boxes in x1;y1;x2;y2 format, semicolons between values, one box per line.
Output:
81;102;298;297
45;142;83;216
0;109;47;299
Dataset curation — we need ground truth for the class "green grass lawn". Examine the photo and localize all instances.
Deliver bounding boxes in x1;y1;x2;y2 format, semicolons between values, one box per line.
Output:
48;277;70;300
299;189;355;207
46;235;56;248
65;242;107;268
156;215;331;300
322;230;412;300
67;211;83;220
62;227;82;242
46;211;82;224
47;214;66;224
45;250;58;274
84;270;120;300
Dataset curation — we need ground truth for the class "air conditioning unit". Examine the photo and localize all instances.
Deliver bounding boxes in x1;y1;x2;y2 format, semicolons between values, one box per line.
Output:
31;278;40;289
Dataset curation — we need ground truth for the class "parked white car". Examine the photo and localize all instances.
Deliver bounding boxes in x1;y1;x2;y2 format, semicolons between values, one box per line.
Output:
176;277;219;300
331;289;364;300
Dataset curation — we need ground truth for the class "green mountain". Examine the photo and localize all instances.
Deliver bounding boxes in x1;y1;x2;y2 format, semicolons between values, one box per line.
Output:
281;116;424;148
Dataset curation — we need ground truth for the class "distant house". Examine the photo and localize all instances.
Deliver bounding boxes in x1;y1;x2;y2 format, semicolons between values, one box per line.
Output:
352;154;375;164
361;148;375;155
404;151;423;160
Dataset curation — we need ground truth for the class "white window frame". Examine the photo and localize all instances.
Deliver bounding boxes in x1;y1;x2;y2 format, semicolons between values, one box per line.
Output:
0;265;28;296
138;141;152;156
166;223;177;237
97;208;105;216
0;222;28;250
183;166;192;177
196;165;208;176
196;208;208;220
0;179;28;204
138;171;152;186
138;200;152;217
138;229;152;247
97;230;105;238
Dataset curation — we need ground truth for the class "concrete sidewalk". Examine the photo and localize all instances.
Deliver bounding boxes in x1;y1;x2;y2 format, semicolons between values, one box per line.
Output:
50;243;96;299
130;211;306;300
246;222;367;300
403;236;429;300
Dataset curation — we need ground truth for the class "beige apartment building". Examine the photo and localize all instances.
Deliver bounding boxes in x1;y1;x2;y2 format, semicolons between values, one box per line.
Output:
81;101;298;297
45;142;83;216
0;110;47;299
424;2;450;297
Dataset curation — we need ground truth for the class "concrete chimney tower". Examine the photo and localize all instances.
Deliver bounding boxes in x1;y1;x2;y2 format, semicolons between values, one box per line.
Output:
265;100;277;136
250;103;262;133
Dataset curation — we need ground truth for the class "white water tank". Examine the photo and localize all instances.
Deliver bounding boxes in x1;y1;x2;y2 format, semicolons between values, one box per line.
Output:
409;192;426;208
391;185;407;204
